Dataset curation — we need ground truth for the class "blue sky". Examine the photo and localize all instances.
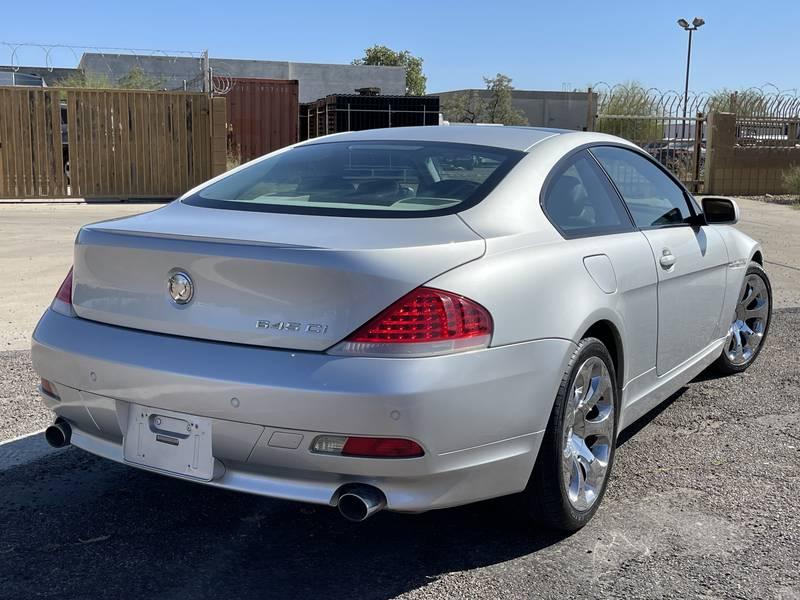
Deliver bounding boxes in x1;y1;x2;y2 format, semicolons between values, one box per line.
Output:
2;0;797;94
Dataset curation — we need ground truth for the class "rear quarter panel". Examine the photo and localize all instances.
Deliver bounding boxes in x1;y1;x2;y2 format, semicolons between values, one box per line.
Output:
427;231;658;390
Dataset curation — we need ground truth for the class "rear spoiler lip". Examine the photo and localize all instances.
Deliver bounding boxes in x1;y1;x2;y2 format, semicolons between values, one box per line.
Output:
77;226;318;250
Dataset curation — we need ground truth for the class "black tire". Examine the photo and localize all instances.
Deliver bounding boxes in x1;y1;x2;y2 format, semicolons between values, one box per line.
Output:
711;262;772;375
524;337;619;532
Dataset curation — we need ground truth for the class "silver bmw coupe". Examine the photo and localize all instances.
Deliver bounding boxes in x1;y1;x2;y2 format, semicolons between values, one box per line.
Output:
32;126;770;530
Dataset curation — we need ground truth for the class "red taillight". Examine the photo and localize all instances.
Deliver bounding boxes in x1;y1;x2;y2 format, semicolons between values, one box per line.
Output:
311;435;424;458
51;267;74;316
55;268;73;304
331;287;492;357
342;437;424;458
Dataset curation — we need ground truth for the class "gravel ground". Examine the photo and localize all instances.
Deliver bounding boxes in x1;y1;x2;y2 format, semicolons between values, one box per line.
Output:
1;310;797;599
740;195;800;207
0;350;48;440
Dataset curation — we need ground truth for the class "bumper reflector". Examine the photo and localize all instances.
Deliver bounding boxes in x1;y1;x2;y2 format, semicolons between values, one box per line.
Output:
40;379;60;400
311;435;424;458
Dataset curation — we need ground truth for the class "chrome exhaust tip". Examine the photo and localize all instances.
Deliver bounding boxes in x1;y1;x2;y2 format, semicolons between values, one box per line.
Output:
45;420;71;448
337;485;386;522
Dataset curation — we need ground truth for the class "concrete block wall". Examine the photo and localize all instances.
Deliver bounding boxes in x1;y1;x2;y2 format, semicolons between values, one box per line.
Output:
211;59;405;102
78;54;406;102
706;112;800;195
437;89;594;131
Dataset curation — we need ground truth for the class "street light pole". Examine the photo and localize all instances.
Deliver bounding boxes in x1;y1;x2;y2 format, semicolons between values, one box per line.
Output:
682;28;693;129
677;17;704;139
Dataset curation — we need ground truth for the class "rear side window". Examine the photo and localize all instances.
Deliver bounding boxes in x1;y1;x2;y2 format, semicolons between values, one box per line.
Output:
183;141;523;217
591;146;693;228
542;150;634;238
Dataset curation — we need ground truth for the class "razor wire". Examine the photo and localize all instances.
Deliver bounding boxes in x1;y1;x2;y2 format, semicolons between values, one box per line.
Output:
593;82;800;119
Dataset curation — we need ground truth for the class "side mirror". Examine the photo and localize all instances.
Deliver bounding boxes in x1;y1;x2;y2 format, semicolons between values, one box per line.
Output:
702;197;740;225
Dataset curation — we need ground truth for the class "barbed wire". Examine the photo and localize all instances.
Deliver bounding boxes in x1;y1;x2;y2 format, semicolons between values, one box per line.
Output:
592;82;800;118
1;41;204;70
5;43;800;115
210;71;234;96
2;41;212;92
1;41;206;90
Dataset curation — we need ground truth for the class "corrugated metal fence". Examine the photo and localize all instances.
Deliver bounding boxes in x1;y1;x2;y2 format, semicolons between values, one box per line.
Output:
225;78;298;163
0;86;226;200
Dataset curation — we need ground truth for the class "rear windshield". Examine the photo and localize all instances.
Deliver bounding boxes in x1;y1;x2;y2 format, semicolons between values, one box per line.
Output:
183;140;523;217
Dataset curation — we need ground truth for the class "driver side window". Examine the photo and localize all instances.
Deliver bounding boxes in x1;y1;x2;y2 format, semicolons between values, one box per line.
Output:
590;146;693;228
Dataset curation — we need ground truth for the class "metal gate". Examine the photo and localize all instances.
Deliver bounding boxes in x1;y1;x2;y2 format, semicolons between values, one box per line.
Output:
593;86;706;192
225;78;298;163
0;86;225;200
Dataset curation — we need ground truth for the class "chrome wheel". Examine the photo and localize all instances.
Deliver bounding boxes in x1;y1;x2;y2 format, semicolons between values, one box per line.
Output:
560;357;615;512
726;273;769;365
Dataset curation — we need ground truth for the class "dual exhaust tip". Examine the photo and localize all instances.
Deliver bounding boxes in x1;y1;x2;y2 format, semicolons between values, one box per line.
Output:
45;420;385;522
336;485;386;522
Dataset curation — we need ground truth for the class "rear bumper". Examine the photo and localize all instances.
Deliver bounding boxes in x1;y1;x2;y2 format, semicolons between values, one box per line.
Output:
32;309;573;511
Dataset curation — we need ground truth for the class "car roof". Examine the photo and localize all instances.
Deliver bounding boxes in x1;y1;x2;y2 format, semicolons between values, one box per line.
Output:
303;125;572;152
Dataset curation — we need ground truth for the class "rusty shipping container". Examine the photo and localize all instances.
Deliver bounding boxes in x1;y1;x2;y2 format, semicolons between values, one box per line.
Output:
226;78;298;163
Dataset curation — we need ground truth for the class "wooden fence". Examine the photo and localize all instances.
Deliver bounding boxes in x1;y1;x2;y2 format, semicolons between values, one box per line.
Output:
0;88;66;198
0;87;226;200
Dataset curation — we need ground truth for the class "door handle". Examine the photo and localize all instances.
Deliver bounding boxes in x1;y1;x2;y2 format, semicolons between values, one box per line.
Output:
659;249;676;269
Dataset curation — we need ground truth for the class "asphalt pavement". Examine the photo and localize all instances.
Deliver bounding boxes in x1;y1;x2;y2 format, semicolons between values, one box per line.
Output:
1;198;799;599
1;310;797;599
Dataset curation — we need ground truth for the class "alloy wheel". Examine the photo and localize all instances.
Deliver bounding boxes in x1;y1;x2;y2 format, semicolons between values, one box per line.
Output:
726;273;769;365
560;357;615;512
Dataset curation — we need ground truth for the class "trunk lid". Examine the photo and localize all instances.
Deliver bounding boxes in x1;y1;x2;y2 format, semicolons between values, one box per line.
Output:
72;201;485;351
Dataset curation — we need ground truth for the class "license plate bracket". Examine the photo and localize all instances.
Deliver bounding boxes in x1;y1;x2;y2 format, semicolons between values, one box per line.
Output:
123;404;213;481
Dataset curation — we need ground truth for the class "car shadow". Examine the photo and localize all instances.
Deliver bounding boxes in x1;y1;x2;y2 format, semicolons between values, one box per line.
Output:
690;368;728;383
1;389;695;599
616;386;687;447
0;443;568;600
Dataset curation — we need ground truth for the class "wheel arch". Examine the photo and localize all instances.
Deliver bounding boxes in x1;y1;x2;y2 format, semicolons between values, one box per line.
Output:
579;318;624;392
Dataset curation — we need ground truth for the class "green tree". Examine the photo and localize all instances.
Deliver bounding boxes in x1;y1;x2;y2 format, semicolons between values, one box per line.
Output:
442;89;485;123
55;67;163;90
54;71;113;89
707;88;768;117
116;67;164;90
482;73;527;125
352;45;426;95
596;81;663;141
441;73;528;125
